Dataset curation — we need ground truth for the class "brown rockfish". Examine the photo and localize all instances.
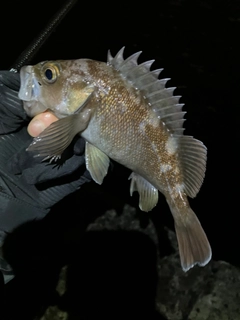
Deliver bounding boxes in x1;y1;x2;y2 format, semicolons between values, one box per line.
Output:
18;47;212;271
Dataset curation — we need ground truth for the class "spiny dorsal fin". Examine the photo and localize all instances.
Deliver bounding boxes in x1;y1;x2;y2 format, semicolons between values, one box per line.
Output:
107;46;125;69
108;47;185;135
179;136;207;198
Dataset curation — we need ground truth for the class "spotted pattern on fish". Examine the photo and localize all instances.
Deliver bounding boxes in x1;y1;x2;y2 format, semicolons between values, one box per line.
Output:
18;47;212;272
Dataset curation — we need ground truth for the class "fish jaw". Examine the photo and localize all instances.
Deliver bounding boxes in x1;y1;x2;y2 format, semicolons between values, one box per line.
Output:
18;65;48;117
22;100;48;118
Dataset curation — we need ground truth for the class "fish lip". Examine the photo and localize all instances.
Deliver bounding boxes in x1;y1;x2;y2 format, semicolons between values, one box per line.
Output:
18;65;48;117
18;66;40;102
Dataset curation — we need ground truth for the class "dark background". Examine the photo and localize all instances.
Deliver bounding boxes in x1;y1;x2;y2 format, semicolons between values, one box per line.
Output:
0;0;240;318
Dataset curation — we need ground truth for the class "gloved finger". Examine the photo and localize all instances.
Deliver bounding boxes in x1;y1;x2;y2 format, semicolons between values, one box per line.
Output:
9;134;86;174
73;135;85;155
9;142;86;184
0;71;29;134
18;134;87;185
7;142;43;175
0;271;4;294
33;166;92;209
0;71;20;91
22;153;87;185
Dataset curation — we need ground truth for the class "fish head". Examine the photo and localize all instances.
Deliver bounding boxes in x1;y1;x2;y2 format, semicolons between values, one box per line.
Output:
18;60;95;118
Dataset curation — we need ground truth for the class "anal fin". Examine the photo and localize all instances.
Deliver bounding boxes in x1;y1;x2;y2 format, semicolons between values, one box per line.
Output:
129;172;158;212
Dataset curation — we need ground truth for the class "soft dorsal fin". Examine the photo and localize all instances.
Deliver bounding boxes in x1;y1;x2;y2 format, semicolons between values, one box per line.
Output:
107;47;185;135
179;136;207;198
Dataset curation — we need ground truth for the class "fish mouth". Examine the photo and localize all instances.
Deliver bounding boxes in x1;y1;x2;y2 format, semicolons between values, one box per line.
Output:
18;66;39;101
18;66;47;117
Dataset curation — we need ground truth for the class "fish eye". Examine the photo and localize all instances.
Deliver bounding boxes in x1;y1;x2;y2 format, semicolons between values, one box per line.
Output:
45;69;53;80
41;64;59;84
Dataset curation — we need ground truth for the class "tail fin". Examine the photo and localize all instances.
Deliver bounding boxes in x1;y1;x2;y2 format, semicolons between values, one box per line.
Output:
170;205;212;272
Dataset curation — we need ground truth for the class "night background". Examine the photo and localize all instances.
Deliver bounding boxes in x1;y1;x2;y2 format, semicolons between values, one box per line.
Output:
0;0;240;318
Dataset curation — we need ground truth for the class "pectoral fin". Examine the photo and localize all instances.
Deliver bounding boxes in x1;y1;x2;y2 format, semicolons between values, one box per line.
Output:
85;142;110;184
129;172;158;212
27;108;92;161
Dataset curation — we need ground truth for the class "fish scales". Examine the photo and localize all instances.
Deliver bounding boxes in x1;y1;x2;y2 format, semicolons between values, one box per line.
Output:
87;60;181;193
18;47;212;272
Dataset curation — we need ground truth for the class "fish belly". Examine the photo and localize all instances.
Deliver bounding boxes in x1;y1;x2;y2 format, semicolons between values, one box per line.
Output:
81;114;176;196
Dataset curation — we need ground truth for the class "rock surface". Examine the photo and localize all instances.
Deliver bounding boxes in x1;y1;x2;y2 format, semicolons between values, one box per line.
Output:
37;205;240;320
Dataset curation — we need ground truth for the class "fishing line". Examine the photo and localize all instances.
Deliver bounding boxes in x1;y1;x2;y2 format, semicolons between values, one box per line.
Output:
10;0;78;71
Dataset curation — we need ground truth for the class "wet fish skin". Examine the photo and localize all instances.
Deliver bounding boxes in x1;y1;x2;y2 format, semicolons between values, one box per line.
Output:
18;47;212;271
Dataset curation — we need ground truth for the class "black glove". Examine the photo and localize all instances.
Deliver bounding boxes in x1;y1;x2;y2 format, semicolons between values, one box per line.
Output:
0;70;91;238
0;71;29;133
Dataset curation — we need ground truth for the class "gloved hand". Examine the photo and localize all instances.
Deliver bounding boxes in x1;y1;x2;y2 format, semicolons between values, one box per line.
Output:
0;71;29;133
0;70;92;282
0;69;92;224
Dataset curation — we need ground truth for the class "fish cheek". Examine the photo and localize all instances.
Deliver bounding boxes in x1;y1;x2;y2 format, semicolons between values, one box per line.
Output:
40;81;66;111
65;83;95;114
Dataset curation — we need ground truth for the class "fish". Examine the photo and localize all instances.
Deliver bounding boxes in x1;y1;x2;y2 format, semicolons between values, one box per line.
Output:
18;47;212;271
